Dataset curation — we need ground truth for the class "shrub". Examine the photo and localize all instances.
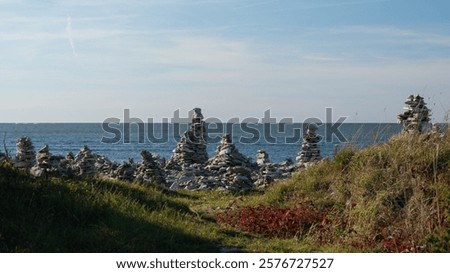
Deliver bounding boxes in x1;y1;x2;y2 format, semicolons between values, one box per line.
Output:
215;204;326;239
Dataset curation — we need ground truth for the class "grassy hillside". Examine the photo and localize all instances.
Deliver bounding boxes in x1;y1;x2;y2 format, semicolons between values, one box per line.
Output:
1;130;449;252
227;130;450;252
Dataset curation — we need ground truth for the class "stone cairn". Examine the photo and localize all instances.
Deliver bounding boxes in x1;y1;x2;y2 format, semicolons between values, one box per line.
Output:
14;137;35;169
35;145;51;170
30;145;63;177
57;151;77;178
397;94;431;133
95;155;117;177
74;146;97;177
113;159;135;181
205;134;256;192
296;123;322;165
135;150;166;186
166;108;208;169
255;150;270;166
254;150;295;188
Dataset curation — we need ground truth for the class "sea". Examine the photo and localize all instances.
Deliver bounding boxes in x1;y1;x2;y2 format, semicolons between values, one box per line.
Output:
0;123;403;164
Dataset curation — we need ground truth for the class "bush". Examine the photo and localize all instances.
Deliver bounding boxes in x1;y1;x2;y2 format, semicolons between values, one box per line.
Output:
215;204;326;239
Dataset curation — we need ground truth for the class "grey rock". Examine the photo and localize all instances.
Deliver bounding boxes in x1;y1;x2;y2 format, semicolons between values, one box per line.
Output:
296;123;322;164
14;136;35;169
135;150;166;185
397;94;431;133
166;108;208;168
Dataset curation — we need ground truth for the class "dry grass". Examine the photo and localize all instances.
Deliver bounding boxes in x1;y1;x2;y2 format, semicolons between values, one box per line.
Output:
286;129;450;252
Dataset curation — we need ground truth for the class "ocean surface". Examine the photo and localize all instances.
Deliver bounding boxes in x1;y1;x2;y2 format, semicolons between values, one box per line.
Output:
0;123;403;164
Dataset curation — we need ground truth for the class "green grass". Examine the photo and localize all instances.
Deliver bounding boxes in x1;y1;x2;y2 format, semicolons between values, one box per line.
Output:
1;129;449;252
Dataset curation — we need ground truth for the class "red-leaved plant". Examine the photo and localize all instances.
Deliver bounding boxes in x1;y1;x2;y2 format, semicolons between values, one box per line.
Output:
215;204;325;238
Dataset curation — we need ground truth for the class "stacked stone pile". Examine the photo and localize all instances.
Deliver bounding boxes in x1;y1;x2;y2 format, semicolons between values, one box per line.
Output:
205;134;256;192
397;94;431;133
255;150;270;166
254;158;296;188
95;155;117;177
167;135;297;192
36;145;63;169
35;145;51;169
296;123;322;165
135;150;166;185
167;164;220;190
55;152;76;178
166;108;208;169
74;146;97;177
222;166;254;192
30;145;64;177
113;160;135;181
206;134;255;171
14;137;35;169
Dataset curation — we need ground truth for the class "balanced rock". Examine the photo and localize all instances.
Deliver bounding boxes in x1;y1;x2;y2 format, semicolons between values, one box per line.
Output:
206;134;256;192
254;159;295;188
74;146;97;177
296;123;322;165
95;155;117;177
135;150;166;185
113;160;135;181
30;145;63;177
56;152;77;178
207;134;255;171
14;136;35;169
397;94;431;133
166;108;208;169
255;150;270;166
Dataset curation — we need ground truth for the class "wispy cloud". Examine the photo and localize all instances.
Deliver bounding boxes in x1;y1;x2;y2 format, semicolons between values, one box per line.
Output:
0;32;63;41
330;25;450;47
153;35;258;69
66;16;76;56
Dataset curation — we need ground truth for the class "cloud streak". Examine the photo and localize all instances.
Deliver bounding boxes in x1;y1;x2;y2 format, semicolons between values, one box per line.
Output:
66;16;76;56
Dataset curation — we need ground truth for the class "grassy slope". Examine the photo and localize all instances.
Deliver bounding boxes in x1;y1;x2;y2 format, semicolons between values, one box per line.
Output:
1;130;449;252
239;130;450;252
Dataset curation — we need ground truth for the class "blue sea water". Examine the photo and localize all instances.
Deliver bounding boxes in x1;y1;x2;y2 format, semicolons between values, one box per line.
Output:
0;123;402;164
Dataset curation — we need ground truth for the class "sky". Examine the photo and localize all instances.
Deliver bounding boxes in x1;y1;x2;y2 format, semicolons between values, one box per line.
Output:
1;0;450;123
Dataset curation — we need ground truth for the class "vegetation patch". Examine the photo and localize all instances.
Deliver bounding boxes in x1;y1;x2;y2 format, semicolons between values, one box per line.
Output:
215;204;326;239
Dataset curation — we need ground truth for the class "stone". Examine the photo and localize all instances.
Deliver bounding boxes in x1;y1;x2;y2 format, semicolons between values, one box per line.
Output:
14;136;35;169
397;94;431;133
169;181;180;190
113;159;135;181
166;108;208;169
254;157;296;189
296;123;322;165
255;150;270;166
205;134;257;192
135;150;166;186
95;155;117;177
74;146;97;177
31;145;64;177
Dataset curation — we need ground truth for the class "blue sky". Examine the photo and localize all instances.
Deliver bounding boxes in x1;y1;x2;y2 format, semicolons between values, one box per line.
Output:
1;0;449;122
